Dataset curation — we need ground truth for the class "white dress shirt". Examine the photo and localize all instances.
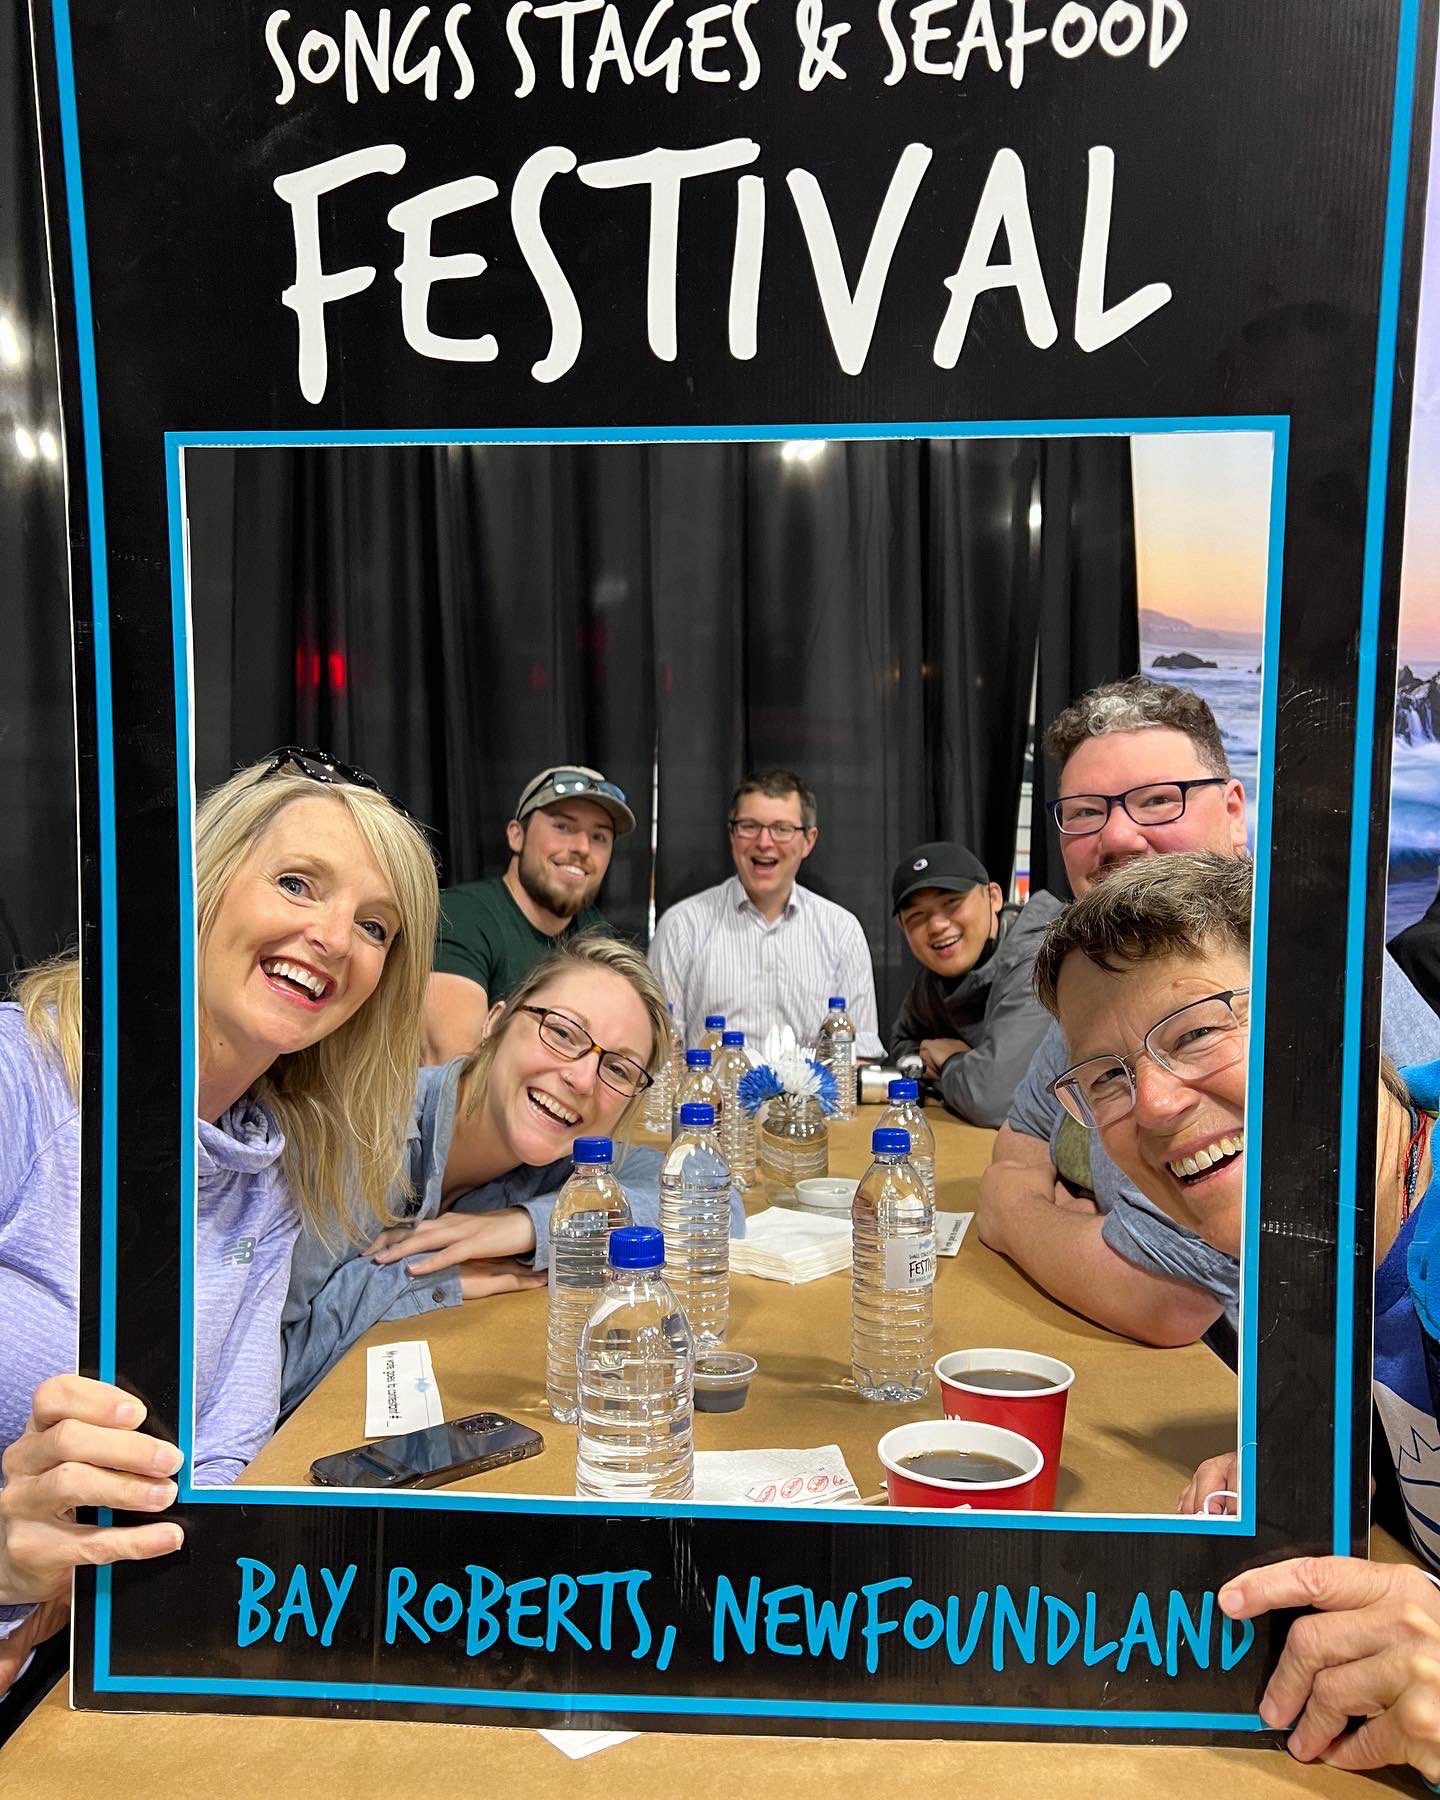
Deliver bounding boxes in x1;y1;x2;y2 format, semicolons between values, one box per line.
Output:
648;877;883;1056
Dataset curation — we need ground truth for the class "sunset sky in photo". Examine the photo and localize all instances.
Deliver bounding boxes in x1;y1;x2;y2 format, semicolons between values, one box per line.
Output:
1131;432;1273;640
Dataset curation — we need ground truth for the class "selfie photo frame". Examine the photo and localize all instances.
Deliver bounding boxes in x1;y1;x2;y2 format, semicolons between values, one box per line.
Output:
29;0;1432;1738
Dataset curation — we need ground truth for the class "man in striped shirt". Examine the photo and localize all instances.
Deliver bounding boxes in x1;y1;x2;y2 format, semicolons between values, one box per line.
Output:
648;770;883;1056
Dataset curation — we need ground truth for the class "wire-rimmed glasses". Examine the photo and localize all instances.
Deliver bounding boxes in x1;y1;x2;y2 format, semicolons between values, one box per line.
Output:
1052;988;1250;1129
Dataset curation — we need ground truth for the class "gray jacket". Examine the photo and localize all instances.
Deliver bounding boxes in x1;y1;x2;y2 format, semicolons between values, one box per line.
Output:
889;891;1065;1128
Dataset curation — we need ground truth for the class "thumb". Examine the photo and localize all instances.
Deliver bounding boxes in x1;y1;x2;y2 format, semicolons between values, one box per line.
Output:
0;1595;69;1697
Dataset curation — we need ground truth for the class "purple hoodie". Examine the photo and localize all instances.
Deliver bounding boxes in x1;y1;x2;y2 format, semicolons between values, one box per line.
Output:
0;1003;299;1491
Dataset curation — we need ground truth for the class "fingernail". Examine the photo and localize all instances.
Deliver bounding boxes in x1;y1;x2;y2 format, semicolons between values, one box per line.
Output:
1217;1587;1242;1615
162;1525;184;1551
144;1480;177;1507
116;1400;144;1426
152;1445;184;1476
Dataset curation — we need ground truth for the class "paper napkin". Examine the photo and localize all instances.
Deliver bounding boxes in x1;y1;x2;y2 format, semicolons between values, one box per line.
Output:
692;1444;860;1506
729;1206;852;1282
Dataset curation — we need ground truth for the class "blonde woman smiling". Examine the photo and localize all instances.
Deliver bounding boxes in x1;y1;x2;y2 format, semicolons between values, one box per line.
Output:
283;933;744;1412
0;748;438;1687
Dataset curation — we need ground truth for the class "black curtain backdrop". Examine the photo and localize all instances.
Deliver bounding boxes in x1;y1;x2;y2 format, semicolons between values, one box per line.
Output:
186;437;1136;1034
1028;439;1143;899
1;0;73;979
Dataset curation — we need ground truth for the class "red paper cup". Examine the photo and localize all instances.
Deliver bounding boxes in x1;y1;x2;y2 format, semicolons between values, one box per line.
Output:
877;1419;1044;1511
934;1349;1074;1511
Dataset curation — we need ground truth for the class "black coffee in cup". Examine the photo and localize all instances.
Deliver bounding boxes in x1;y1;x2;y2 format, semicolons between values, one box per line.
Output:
899;1448;1027;1483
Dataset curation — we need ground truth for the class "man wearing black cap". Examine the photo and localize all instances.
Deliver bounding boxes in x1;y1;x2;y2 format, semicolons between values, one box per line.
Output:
423;764;636;1063
889;844;1063;1128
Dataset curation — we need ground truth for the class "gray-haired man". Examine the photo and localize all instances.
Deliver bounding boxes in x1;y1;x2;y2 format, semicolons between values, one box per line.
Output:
976;676;1440;1350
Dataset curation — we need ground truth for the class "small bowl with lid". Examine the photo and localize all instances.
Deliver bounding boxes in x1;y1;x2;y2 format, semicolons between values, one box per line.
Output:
793;1177;858;1216
693;1351;758;1413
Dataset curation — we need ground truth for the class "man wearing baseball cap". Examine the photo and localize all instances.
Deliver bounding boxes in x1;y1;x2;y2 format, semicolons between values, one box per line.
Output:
423;765;636;1063
889;842;1063;1128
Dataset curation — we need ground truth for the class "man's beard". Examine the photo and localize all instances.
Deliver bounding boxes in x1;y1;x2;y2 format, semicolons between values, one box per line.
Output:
519;851;600;921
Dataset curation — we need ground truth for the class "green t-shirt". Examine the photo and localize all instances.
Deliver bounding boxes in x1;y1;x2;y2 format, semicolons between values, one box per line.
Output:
434;876;610;1003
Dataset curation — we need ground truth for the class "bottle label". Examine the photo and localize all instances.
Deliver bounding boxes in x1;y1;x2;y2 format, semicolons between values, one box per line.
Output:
883;1238;936;1290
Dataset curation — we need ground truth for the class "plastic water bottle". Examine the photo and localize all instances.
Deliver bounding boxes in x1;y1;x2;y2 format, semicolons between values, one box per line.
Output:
545;1138;632;1423
698;1013;727;1053
576;1226;694;1501
713;1030;758;1190
672;1047;723;1140
644;1004;684;1135
851;1127;934;1401
660;1102;732;1350
818;997;857;1119
877;1080;935;1205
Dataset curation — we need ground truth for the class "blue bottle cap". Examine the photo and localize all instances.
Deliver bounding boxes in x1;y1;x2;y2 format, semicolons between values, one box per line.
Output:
705;1014;726;1028
686;1048;712;1066
888;1080;919;1103
722;1030;745;1046
610;1225;664;1269
872;1127;911;1156
828;996;847;1010
572;1137;613;1164
679;1102;716;1127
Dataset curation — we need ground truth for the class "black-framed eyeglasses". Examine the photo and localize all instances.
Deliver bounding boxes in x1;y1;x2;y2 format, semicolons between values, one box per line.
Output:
519;1005;654;1099
728;817;811;844
520;769;628;808
1050;778;1228;837
261;746;416;822
1052;988;1250;1130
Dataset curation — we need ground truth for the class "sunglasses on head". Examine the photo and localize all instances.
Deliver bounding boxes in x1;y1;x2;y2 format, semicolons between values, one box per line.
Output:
521;768;627;809
260;746;417;822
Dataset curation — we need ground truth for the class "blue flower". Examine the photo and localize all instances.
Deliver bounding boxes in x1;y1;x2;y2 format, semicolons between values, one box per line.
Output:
736;1059;841;1117
738;1064;785;1116
810;1062;840;1116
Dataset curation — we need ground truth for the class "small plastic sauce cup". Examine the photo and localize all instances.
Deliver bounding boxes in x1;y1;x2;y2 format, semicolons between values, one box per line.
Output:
694;1351;758;1413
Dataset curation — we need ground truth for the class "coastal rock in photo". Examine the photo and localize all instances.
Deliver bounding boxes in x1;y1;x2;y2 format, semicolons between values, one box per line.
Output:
1396;665;1440;745
1153;651;1218;670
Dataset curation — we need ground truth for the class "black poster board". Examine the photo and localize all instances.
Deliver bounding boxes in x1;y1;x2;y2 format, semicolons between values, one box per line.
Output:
26;0;1434;1740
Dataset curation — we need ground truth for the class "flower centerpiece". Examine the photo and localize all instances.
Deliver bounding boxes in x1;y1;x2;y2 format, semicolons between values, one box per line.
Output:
738;1026;838;1208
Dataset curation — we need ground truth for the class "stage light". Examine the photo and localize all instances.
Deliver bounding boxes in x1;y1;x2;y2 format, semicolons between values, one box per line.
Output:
1028;499;1043;531
0;314;21;368
37;429;58;463
780;439;827;465
14;425;37;462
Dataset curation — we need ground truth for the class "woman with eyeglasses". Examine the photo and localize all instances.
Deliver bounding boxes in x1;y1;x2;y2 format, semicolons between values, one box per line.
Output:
282;932;743;1415
0;749;438;1689
1033;847;1440;1781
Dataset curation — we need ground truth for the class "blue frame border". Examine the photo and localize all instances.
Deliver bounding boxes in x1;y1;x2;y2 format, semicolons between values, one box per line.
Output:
163;414;1280;1547
106;412;1279;1730
48;0;1420;1722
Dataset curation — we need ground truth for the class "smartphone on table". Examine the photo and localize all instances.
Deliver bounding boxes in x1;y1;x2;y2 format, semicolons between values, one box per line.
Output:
309;1411;544;1489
